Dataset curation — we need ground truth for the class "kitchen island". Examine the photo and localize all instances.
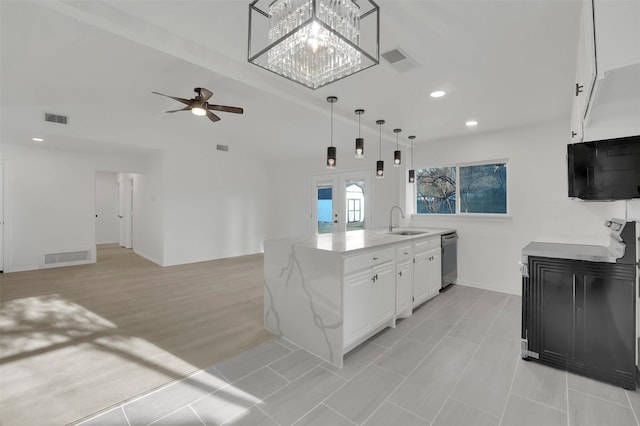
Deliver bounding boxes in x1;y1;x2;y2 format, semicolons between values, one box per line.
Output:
264;228;454;367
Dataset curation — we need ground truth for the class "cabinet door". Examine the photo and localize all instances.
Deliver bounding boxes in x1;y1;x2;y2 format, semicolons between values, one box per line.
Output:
530;259;574;361
575;269;635;375
344;270;373;347
373;262;395;328
426;248;442;297
413;252;430;307
396;260;413;316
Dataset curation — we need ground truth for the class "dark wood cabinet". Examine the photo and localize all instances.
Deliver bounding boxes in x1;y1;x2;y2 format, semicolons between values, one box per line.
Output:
522;256;636;389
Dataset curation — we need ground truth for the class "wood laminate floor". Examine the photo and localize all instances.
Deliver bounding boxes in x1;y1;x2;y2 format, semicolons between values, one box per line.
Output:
0;244;275;425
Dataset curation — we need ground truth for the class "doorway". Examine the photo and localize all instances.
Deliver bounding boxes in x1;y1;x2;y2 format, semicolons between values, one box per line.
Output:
311;170;373;235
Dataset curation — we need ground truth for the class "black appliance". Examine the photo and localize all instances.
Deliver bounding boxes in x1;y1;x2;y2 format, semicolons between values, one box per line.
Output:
567;135;640;200
441;232;457;289
521;220;638;389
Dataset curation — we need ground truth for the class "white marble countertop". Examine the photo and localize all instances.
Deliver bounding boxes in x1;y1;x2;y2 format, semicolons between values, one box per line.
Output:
293;227;455;253
522;241;619;263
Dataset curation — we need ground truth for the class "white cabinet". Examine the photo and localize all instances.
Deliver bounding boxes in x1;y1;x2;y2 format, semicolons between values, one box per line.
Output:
571;0;596;142
373;262;395;328
426;248;442;298
344;270;374;346
571;0;640;140
395;244;413;318
413;237;442;308
343;248;395;349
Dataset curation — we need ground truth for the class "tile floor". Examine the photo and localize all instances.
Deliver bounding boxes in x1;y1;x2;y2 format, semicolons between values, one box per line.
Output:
76;285;640;426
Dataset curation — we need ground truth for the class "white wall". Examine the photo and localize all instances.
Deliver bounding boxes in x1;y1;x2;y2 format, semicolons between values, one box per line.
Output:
95;171;119;244
161;142;269;266
131;152;164;265
409;118;637;295
2;143;151;272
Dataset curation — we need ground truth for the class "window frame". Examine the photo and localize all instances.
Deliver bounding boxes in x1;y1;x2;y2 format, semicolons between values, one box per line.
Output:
415;158;510;218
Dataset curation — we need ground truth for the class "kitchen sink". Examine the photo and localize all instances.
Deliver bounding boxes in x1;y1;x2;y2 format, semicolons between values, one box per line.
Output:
387;230;428;236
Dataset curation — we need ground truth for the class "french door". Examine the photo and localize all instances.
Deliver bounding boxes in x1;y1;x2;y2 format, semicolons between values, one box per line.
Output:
312;170;372;235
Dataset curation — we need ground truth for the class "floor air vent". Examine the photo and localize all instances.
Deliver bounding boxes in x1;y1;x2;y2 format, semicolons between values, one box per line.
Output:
44;113;68;125
44;250;91;265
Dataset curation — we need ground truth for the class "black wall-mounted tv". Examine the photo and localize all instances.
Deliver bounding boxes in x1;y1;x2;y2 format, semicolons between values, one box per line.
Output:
568;135;640;200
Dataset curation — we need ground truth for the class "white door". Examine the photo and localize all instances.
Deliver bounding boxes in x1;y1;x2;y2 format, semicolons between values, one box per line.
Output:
396;260;413;316
413;251;430;307
312;170;373;235
118;177;133;248
0;161;4;272
427;248;443;297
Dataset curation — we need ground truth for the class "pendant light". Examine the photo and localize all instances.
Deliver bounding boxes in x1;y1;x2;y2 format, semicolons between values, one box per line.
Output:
354;109;365;158
376;120;385;178
393;128;402;166
326;96;337;168
408;135;416;183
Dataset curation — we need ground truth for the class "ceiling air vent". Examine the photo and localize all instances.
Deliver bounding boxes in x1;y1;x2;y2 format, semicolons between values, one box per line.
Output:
44;113;68;125
216;144;229;152
381;48;419;73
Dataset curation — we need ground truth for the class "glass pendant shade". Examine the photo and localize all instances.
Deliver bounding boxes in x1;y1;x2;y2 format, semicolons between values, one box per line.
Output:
408;135;416;183
354;109;365;158
393;128;402;166
327;146;336;168
394;150;401;166
248;0;380;90
376;119;385;178
355;138;364;158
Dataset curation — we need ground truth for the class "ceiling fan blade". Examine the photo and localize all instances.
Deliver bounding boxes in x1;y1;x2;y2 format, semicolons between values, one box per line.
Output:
208;104;244;114
152;91;192;106
206;110;221;122
197;87;213;102
165;106;191;113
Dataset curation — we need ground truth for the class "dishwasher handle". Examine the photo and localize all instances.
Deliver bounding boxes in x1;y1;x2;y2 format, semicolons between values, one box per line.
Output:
441;233;458;243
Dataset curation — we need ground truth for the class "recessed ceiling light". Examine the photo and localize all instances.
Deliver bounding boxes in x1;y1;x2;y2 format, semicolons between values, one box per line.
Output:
466;120;478;127
430;90;446;98
32;137;44;142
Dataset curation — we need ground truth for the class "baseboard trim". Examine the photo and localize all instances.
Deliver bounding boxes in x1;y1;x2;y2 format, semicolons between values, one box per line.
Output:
454;279;520;296
5;265;40;273
134;249;163;266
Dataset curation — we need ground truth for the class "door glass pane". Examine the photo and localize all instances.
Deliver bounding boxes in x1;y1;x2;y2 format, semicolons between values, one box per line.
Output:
317;186;333;234
346;180;365;232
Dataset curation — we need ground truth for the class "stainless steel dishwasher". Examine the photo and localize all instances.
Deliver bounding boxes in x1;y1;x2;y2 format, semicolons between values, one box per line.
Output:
441;232;458;289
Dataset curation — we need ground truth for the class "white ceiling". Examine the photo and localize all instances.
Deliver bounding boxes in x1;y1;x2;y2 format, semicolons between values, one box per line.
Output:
0;0;582;160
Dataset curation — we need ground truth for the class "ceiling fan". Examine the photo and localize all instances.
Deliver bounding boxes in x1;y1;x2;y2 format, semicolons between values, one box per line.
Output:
152;87;244;122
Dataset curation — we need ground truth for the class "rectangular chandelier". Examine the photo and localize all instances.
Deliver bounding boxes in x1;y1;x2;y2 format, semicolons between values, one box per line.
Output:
248;0;380;90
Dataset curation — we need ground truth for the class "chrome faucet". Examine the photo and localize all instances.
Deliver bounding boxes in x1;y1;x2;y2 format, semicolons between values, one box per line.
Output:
389;205;406;232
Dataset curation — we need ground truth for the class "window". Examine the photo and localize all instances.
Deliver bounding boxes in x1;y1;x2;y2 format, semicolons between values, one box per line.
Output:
459;163;507;214
416;161;507;215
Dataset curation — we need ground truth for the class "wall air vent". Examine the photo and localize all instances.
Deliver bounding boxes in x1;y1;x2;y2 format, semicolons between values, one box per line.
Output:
41;249;93;269
381;48;419;73
216;144;229;152
44;113;68;125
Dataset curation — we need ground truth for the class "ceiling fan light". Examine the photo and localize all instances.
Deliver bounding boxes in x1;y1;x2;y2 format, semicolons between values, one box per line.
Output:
191;106;207;116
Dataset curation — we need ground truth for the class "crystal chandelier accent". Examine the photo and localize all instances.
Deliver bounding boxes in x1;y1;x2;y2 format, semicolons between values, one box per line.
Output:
249;0;380;90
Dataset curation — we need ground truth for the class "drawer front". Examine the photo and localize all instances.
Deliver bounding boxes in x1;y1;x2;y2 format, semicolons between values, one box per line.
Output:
414;237;441;254
396;244;413;262
344;247;395;275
